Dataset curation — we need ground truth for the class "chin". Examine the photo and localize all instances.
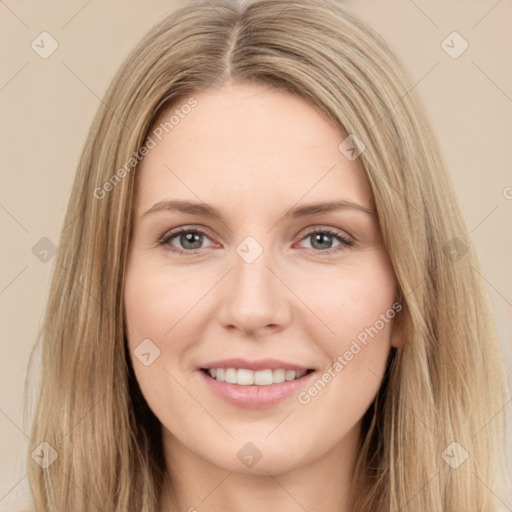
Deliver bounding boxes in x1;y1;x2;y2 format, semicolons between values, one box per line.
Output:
208;442;309;476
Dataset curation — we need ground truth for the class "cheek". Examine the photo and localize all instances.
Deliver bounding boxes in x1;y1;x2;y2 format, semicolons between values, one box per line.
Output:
296;254;397;353
330;280;396;356
123;257;223;410
124;259;210;346
294;257;397;422
123;260;202;419
296;257;396;402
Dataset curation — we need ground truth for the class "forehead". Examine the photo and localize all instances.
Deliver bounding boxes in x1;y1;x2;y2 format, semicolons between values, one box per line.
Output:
135;82;372;216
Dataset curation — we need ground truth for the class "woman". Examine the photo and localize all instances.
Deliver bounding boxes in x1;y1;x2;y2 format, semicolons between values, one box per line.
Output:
24;0;510;510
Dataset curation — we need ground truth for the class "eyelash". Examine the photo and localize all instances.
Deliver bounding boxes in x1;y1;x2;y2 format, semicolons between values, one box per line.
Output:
158;226;354;256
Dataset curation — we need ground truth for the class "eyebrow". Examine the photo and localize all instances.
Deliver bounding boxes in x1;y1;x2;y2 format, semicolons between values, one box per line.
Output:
142;199;375;220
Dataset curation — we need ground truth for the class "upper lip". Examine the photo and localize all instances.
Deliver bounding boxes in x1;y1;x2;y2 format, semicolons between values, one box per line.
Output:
200;358;313;372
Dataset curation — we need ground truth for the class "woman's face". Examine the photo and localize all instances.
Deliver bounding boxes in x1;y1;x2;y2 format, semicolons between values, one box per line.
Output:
124;82;403;475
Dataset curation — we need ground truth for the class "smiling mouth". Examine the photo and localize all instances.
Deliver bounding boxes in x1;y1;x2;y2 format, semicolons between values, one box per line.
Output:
200;367;315;386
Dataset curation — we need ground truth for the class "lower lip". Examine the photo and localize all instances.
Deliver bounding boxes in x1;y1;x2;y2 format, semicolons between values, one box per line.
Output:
199;370;315;408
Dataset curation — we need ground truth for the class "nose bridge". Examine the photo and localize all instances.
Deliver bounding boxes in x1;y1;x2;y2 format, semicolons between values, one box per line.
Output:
217;237;290;332
234;244;273;298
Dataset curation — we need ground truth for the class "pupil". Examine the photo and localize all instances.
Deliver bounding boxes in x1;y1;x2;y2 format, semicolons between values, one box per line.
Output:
182;232;202;249
312;233;332;250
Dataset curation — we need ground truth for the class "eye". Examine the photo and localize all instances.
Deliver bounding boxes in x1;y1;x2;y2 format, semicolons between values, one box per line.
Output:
159;226;354;256
296;227;354;254
159;227;216;254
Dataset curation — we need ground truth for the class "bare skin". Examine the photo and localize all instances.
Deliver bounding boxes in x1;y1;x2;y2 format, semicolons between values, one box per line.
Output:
124;82;403;512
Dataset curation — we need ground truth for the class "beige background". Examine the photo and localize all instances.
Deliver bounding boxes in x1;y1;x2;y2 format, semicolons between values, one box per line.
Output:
1;0;511;509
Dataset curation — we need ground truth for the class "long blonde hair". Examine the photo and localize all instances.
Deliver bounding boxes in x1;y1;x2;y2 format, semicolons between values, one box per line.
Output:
24;0;510;510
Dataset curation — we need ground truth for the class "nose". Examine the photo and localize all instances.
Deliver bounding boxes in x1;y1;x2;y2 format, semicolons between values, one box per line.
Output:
217;246;292;335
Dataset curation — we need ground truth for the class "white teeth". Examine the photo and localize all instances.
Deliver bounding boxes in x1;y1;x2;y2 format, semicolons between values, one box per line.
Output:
273;368;286;383
206;367;308;385
237;368;254;385
285;370;297;381
254;369;273;385
225;368;237;384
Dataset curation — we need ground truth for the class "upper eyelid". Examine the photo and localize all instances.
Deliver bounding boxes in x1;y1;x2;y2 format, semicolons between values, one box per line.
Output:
160;225;218;243
300;225;353;240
